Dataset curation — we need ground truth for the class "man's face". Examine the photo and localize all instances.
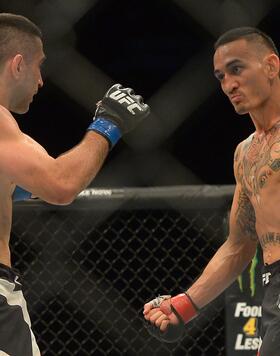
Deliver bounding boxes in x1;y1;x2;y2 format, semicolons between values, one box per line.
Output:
213;38;272;115
12;37;45;114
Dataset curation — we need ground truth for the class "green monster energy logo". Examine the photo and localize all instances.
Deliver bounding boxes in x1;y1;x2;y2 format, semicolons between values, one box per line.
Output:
237;251;258;297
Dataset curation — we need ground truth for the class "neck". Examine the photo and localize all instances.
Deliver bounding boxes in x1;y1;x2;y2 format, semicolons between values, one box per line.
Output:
250;86;280;134
0;89;12;112
251;115;280;135
0;70;15;112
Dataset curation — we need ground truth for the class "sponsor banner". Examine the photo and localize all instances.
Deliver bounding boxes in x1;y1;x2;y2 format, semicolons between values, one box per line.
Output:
225;247;263;355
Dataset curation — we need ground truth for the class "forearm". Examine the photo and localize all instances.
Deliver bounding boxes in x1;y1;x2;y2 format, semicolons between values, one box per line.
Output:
186;238;256;309
56;132;109;197
35;132;109;204
143;182;259;342
6;84;149;205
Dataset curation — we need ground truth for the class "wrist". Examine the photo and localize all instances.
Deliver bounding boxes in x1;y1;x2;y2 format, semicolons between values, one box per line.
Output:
87;117;122;149
171;293;199;324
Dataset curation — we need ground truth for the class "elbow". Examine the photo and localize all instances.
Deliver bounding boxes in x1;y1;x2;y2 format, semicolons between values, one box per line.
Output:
52;193;76;206
53;186;78;205
239;243;258;270
41;183;79;206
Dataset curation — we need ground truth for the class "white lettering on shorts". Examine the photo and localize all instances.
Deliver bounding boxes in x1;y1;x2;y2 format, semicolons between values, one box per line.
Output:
234;302;262;317
262;272;271;285
235;334;260;350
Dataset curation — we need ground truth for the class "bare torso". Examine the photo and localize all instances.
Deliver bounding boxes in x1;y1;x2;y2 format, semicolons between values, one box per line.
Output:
0;111;47;267
0;175;14;267
236;122;280;264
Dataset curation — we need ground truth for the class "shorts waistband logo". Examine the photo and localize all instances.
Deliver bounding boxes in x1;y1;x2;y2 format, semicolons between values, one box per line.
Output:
262;272;271;285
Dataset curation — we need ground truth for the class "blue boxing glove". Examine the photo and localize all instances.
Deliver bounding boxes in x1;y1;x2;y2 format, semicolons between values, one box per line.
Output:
88;84;150;148
12;185;32;202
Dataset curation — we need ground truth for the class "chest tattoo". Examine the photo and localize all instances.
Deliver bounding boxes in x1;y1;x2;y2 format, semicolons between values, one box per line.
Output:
259;232;280;249
239;126;280;201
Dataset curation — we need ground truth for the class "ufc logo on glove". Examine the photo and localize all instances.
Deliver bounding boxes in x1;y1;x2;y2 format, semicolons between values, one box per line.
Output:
109;88;144;114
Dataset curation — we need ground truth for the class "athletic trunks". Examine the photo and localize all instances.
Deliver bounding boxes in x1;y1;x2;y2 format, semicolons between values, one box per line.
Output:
258;259;280;355
0;263;40;356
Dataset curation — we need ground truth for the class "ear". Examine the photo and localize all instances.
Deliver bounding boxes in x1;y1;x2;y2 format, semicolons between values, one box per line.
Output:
10;54;24;79
264;53;280;79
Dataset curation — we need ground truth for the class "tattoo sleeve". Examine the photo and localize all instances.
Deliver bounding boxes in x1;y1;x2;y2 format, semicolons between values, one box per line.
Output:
235;189;258;241
233;143;243;184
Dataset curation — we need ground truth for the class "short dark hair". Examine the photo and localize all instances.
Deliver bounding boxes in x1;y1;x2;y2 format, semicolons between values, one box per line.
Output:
0;13;42;64
214;27;279;56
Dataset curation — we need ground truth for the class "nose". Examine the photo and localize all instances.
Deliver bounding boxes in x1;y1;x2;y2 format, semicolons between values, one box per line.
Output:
222;74;238;95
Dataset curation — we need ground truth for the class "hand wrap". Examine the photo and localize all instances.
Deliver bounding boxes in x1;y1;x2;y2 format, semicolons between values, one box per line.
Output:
144;293;199;343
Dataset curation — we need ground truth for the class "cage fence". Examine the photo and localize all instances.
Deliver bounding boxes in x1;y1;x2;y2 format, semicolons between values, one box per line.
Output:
12;185;234;356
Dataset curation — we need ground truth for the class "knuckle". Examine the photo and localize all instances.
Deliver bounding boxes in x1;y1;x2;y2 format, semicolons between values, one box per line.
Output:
127;88;135;95
155;319;161;327
135;94;143;103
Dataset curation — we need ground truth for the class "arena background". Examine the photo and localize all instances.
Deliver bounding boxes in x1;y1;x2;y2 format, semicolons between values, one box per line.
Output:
1;0;280;355
4;0;280;187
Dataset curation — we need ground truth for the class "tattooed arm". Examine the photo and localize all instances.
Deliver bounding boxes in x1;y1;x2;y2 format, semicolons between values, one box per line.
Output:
186;143;258;309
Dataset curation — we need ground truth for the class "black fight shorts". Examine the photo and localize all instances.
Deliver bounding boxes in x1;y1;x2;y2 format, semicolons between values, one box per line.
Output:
0;263;40;356
259;260;280;356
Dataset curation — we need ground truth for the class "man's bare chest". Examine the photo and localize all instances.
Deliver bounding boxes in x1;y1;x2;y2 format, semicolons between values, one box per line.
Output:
240;132;280;200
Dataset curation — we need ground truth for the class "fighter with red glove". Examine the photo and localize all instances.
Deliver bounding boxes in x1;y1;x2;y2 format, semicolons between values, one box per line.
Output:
143;293;199;342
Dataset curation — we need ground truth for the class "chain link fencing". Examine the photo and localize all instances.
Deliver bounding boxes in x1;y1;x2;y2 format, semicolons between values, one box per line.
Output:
12;185;234;355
